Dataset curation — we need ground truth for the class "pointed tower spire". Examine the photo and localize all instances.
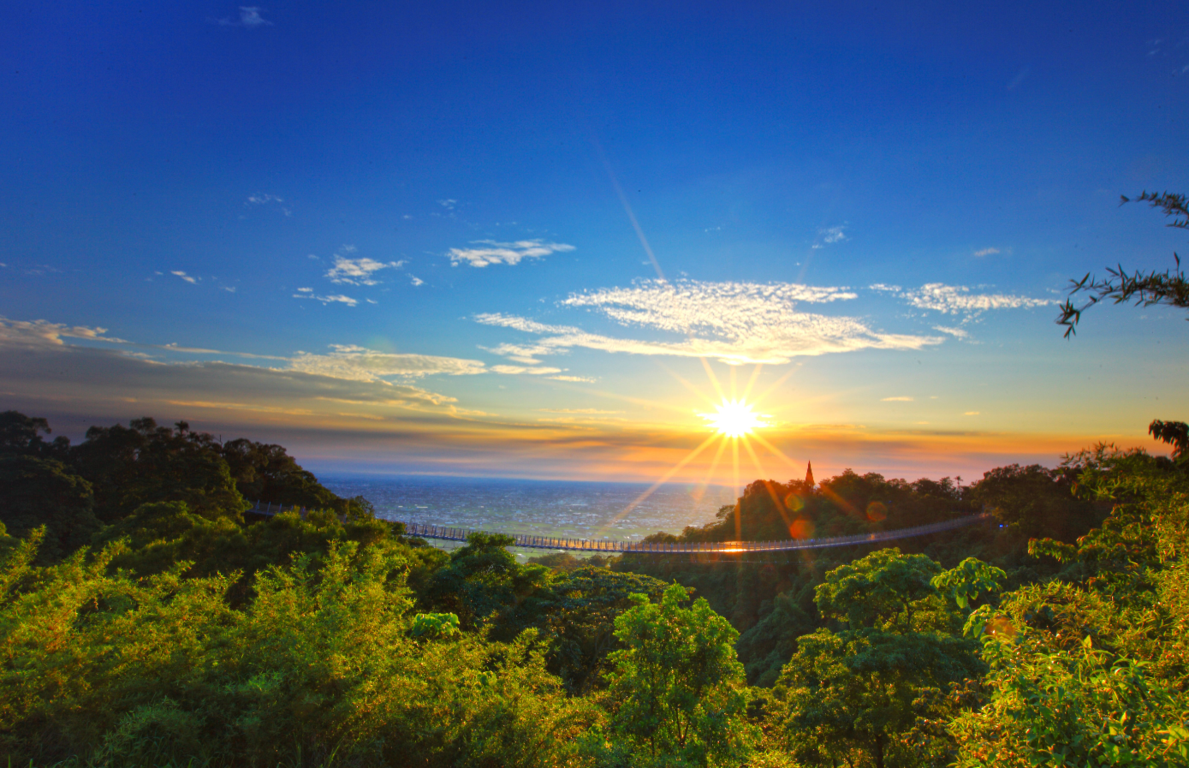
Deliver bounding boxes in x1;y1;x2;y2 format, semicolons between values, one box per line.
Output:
805;461;815;487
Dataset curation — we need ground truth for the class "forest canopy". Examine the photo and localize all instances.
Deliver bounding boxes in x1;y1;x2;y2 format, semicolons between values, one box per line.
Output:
0;411;1187;767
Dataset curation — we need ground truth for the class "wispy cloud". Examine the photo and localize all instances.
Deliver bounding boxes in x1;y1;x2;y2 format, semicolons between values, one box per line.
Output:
409;275;424;287
0;317;129;347
448;239;575;268
172;271;199;285
293;291;358;307
290;345;485;381
325;252;404;286
490;365;564;375
813;225;847;249
549;375;597;383
217;6;273;27
972;247;1001;257
881;396;914;402
245;192;290;216
221;286;237;293
540;408;621;415
933;325;970;339
899;283;1055;315
437;199;457;210
478;279;940;366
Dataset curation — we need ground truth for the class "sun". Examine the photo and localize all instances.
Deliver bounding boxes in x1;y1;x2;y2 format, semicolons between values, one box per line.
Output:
700;398;768;438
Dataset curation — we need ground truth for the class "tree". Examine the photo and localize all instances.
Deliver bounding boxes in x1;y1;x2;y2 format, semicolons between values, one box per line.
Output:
601;583;754;766
0;455;100;562
776;550;984;768
814;548;944;633
533;566;668;694
69;418;245;522
966;463;1102;543
1057;191;1189;337
423;532;551;631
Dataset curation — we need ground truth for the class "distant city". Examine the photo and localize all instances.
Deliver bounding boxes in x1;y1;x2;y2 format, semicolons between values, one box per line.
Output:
324;475;738;551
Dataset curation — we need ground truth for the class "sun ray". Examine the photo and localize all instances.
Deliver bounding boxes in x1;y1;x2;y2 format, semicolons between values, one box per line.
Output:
597;432;720;535
742;363;764;403
749;365;800;410
732;436;741;540
749;431;801;471
655;360;725;410
692;433;731;504
699;357;727;403
741;436;796;530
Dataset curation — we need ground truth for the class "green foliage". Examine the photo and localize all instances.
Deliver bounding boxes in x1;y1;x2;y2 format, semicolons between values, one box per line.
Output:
595;583;754;767
71;418;247;523
220;438;353;514
931;557;1007;610
967;463;1102;542
0;454;101;562
533;566;668;694
774;549;984;767
950;448;1189;767
0;533;599;767
775;628;983;768
950;584;1189;766
410;611;460;639
815;547;943;632
424;532;551;631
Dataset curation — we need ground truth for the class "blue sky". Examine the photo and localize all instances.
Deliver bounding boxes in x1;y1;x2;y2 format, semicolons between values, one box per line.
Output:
2;1;1188;484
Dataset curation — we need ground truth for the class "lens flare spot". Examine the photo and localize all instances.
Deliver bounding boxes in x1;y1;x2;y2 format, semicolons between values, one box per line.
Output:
866;501;888;522
785;493;805;512
790;518;815;539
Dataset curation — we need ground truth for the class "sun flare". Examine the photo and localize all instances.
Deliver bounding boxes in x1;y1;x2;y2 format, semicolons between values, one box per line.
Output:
700;399;768;438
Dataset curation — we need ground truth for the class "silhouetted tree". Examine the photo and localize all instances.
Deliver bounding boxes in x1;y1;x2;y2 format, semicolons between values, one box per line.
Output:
1057;191;1189;337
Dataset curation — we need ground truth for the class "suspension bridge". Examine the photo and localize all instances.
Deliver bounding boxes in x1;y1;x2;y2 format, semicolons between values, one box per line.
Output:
247;501;994;555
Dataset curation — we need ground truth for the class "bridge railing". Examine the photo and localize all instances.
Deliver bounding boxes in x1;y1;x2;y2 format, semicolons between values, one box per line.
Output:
246;501;992;555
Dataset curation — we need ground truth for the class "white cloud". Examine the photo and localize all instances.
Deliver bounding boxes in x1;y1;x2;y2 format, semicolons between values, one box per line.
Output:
296;287;313;293
438;199;457;210
868;283;901;293
293;292;358;307
899;283;1056;315
448;239;575;268
217;7;273;27
477;279;941;366
540;408;620;414
813;226;848;249
0;317;129;348
881;396;914;402
172;271;198;285
0;317;475;420
549;375;597;383
221;286;237;293
409;275;424;287
247;193;283;205
290;344;485;381
933;325;970;339
491;365;564;375
973;247;1001;257
325;251;404;286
